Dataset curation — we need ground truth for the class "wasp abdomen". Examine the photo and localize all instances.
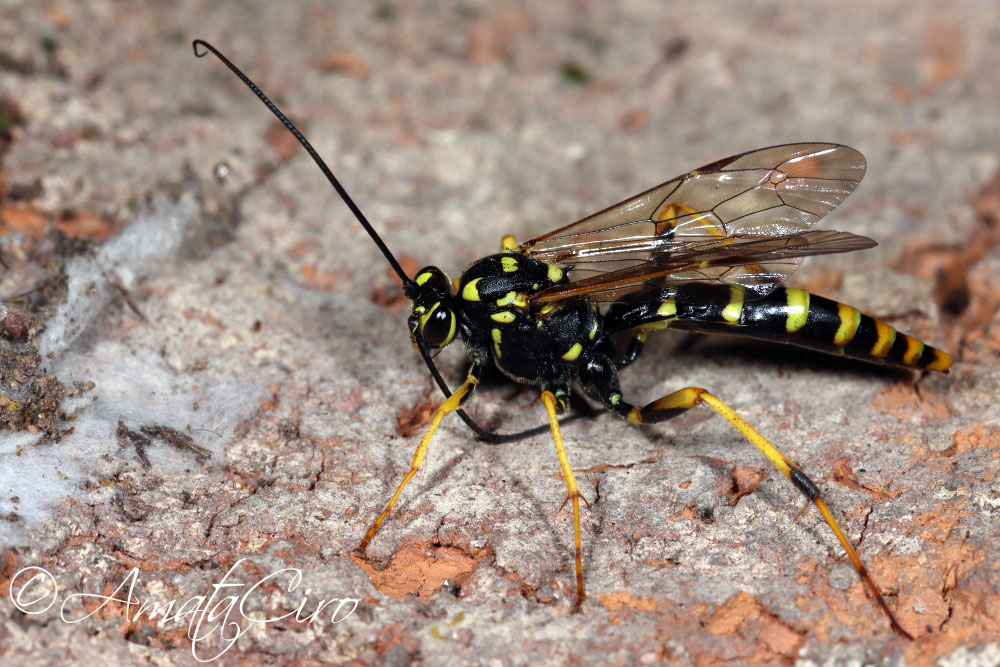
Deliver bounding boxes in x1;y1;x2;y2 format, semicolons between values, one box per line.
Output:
782;291;953;371
605;285;953;372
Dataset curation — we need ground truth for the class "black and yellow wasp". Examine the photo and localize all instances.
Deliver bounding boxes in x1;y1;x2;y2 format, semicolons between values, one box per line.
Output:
195;41;952;638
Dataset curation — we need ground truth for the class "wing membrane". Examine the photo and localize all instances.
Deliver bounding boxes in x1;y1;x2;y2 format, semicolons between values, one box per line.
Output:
521;143;868;303
533;230;876;303
523;143;865;262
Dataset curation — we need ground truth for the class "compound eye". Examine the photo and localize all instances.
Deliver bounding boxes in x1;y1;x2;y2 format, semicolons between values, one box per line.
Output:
420;303;455;348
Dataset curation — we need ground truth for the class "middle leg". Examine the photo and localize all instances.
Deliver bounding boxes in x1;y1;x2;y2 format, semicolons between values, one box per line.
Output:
540;389;589;611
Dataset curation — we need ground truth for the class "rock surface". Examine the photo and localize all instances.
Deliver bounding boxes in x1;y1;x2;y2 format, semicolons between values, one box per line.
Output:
1;1;998;665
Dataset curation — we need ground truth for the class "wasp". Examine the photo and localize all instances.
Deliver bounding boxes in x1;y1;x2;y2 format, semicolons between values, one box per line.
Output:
194;40;952;638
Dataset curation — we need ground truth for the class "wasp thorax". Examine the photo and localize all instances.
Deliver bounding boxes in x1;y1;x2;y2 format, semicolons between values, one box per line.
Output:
407;266;456;348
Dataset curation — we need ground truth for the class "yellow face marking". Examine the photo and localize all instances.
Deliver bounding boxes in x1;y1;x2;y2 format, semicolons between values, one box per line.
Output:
415;271;434;286
501;256;519;273
501;234;517;251
461;277;482;302
416;302;455;346
413;305;426;314
561;343;583;362
491;328;502;357
833;304;861;346
902;335;925;366
588;323;598;340
925;348;954;372
722;287;744;325
496;291;528;308
416;302;456;345
418;302;440;330
547;264;563;283
784;289;810;333
870;320;896;358
490;311;516;324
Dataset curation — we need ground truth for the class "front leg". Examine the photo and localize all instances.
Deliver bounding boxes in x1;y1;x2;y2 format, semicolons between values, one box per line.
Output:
358;360;483;552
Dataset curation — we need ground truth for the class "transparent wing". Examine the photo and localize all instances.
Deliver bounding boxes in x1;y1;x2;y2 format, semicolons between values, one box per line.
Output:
521;143;867;301
533;229;877;304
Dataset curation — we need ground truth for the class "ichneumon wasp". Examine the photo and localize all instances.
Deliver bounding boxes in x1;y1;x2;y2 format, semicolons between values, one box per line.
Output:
193;40;952;638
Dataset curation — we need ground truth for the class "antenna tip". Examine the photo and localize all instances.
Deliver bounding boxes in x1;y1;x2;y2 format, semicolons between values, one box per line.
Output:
192;39;210;58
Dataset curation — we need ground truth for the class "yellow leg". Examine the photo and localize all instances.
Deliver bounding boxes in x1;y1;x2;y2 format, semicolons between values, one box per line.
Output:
541;390;587;611
358;374;477;552
623;387;912;639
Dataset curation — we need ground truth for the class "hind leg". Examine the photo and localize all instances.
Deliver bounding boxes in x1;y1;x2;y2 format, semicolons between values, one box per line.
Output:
577;356;911;637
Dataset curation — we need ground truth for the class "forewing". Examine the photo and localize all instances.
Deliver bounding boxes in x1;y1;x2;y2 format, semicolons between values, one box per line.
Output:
533;230;877;303
521;143;867;274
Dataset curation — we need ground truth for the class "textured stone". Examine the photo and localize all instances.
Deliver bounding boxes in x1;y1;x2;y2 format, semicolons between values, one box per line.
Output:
1;1;998;665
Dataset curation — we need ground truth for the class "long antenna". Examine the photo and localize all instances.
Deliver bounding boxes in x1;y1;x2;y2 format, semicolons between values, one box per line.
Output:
192;40;586;444
192;39;413;288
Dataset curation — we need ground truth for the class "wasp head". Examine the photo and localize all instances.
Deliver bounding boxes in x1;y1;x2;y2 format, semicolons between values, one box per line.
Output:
404;266;456;349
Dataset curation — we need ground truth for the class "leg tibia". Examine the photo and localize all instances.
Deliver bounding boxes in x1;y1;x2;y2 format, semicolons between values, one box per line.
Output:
541;390;586;610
